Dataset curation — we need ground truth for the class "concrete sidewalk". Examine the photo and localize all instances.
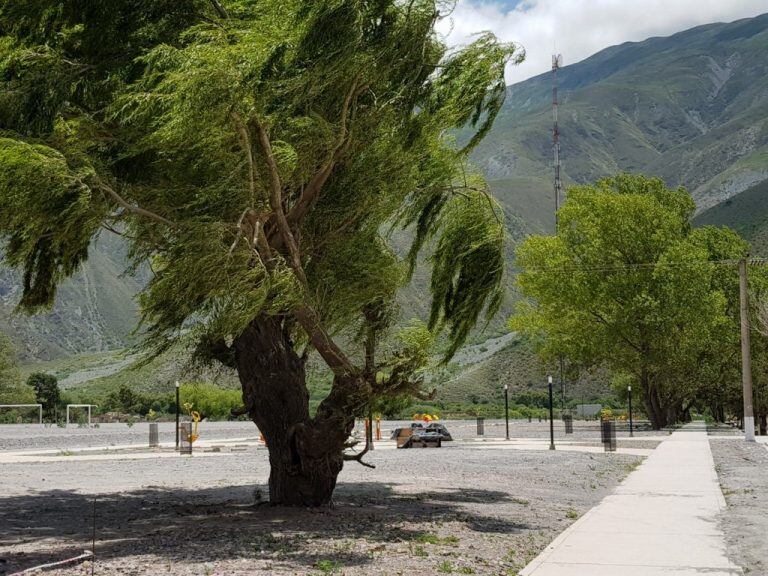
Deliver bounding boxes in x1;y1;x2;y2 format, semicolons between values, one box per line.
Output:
520;422;742;576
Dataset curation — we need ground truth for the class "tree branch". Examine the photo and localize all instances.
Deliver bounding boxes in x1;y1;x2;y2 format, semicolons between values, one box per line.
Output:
209;0;229;19
254;118;308;286
343;441;375;468
294;305;356;377
95;179;176;228
231;112;258;206
287;78;366;225
254;118;357;378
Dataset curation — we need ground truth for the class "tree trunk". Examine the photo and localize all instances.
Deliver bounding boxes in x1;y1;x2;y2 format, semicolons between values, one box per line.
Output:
640;369;668;430
759;413;767;436
234;315;354;506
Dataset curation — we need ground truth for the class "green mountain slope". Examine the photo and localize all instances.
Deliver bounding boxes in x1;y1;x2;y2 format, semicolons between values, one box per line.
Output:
694;178;768;256
474;12;768;221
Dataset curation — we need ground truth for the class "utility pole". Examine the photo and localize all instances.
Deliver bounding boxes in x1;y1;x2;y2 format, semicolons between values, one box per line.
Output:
739;259;756;442
552;53;563;231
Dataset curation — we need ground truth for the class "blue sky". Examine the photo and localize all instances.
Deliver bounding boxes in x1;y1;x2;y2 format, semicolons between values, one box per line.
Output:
439;0;767;83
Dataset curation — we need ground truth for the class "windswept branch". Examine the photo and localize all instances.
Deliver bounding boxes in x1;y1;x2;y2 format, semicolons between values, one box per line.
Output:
254;118;357;378
254;118;308;286
231;112;258;206
209;0;229;19
95;179;176;228
287;77;367;225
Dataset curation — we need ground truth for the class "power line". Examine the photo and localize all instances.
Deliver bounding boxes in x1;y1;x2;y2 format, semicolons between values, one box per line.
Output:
510;258;768;275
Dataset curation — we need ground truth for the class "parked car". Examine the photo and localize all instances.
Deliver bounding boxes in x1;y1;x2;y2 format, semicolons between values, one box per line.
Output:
390;422;453;441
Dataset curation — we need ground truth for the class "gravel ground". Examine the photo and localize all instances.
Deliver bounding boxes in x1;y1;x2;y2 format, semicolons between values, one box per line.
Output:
0;441;643;575
0;419;664;453
711;439;768;576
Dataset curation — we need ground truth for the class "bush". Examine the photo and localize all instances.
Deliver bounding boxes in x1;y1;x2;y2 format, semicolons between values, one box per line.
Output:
179;382;243;420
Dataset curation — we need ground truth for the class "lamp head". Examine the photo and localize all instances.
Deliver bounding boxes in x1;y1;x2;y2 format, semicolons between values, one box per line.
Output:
628;385;632;392
504;384;508;391
547;375;553;384
175;380;180;389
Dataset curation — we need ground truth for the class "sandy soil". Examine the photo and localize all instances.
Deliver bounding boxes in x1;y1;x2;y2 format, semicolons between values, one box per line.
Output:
0;441;642;575
711;439;768;576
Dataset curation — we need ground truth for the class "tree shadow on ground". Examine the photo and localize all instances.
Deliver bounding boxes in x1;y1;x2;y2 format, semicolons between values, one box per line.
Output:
0;482;530;574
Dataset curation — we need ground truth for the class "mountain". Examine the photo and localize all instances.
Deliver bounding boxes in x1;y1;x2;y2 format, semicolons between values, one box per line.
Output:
694;177;768;256
4;13;768;365
479;12;768;224
0;233;145;362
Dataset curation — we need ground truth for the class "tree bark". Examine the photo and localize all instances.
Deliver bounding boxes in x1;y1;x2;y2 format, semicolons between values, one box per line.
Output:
234;314;354;506
640;369;668;430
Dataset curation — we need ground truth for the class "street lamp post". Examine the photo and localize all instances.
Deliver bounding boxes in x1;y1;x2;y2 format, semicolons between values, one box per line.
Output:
628;384;634;438
175;380;180;450
504;384;510;440
548;376;555;450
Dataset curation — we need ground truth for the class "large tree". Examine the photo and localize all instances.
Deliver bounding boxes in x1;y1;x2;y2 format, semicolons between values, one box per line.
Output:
511;174;748;429
0;1;519;504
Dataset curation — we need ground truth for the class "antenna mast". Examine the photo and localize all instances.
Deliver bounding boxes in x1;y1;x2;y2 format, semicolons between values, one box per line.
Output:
552;53;563;231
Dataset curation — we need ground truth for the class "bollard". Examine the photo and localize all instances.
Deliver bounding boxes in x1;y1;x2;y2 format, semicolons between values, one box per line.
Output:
476;417;485;436
149;422;159;448
375;417;381;441
179;422;193;455
563;414;573;434
601;419;617;452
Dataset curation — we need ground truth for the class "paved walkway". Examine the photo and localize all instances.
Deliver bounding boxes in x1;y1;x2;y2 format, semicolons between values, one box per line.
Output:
520;422;742;576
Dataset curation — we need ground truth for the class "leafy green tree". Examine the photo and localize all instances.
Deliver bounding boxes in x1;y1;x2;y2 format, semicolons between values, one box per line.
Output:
26;372;60;421
0;1;518;504
511;174;748;429
0;332;34;405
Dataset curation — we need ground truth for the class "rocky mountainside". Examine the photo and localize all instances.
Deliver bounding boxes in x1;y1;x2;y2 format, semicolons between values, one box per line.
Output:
0;232;145;361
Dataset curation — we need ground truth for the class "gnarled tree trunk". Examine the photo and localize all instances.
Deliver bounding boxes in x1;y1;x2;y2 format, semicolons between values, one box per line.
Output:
234;314;357;506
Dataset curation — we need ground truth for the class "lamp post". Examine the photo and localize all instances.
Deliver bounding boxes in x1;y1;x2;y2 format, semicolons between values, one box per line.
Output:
175;380;180;450
504;384;510;440
628;384;634;438
548;375;555;450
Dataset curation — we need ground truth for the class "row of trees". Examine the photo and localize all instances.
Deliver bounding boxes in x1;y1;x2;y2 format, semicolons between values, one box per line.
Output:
512;174;768;432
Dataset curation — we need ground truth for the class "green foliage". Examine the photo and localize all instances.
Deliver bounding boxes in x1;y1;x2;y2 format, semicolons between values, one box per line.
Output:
179;382;243;420
0;137;102;309
0;331;33;403
0;1;518;445
26;372;60;420
511;174;749;427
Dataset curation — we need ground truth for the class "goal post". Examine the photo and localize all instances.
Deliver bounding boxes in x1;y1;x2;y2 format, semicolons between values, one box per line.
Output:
66;404;97;427
0;404;43;424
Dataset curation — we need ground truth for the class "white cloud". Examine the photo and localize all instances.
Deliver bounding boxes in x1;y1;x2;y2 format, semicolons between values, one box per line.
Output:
437;0;768;84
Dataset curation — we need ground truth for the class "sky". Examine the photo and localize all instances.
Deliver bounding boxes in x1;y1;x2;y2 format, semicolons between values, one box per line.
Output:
437;0;768;84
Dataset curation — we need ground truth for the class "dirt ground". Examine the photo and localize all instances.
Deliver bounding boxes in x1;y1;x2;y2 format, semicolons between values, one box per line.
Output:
0;442;642;575
711;439;768;576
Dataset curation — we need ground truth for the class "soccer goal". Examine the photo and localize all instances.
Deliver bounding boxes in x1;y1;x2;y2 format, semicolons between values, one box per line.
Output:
66;404;98;426
0;404;43;424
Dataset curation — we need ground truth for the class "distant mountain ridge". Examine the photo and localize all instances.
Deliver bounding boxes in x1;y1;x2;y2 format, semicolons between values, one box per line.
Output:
479;12;768;228
3;13;768;361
